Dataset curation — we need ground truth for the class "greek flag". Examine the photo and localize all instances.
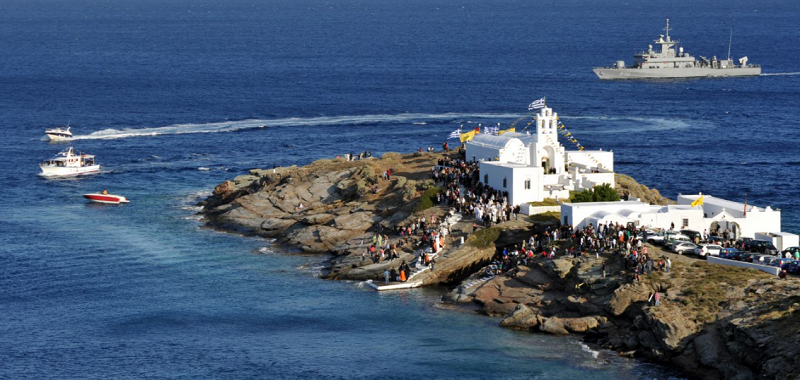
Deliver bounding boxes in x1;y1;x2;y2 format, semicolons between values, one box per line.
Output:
448;128;462;139
528;98;545;110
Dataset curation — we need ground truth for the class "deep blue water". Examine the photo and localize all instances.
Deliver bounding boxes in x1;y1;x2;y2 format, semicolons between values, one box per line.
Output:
1;0;798;378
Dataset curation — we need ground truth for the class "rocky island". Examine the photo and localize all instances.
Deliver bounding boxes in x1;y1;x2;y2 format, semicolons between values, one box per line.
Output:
200;150;800;380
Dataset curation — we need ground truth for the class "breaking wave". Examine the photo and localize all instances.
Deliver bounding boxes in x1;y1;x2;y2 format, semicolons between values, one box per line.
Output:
579;342;600;360
760;72;800;76
71;113;523;140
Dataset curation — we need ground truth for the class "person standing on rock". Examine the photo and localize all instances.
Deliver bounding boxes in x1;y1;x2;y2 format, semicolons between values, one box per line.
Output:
666;258;671;273
384;269;390;284
654;292;660;307
399;262;407;282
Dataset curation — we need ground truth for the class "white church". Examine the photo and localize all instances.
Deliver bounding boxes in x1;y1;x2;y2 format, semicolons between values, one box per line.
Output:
560;193;798;250
465;106;615;205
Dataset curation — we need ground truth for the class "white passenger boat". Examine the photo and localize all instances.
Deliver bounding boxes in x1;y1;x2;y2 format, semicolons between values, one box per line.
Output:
39;147;100;177
45;125;73;141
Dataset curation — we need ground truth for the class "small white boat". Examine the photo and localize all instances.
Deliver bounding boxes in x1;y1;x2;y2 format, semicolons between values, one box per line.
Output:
39;147;100;177
83;192;130;204
45;125;73;141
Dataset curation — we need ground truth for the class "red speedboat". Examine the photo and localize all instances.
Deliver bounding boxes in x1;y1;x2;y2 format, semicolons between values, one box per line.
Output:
83;192;130;204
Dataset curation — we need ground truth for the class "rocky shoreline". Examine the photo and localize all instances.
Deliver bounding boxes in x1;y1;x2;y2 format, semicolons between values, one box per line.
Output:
200;151;800;380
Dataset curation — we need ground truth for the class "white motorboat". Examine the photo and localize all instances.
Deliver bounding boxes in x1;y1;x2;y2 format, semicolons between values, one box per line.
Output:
39;147;100;177
45;125;73;141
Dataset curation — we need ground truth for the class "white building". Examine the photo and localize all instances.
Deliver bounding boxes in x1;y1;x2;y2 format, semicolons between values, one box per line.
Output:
465;106;615;205
561;194;787;241
479;162;544;205
677;194;781;241
561;201;704;231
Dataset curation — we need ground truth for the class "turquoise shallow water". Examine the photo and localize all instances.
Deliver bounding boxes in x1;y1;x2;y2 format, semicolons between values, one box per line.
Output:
1;0;798;378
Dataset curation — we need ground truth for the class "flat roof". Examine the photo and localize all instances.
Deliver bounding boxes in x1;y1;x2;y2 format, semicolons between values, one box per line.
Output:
479;161;532;169
561;200;648;207
681;194;763;212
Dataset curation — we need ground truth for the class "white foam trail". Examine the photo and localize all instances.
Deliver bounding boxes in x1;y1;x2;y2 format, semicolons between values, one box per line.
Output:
560;115;696;134
760;72;800;76
71;112;523;140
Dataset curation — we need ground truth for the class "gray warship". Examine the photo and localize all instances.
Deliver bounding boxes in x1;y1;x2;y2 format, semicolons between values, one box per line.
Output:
594;19;760;80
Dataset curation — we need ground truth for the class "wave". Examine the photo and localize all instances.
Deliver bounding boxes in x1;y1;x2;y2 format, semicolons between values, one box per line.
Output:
579;342;600;360
760;72;800;76
71;112;523;140
559;115;701;134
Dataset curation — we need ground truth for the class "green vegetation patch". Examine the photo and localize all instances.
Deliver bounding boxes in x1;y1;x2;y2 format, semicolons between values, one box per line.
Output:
415;186;442;212
569;183;620;203
468;227;502;248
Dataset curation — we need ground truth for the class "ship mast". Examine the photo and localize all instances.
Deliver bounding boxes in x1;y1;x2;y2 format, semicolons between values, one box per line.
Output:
665;19;670;41
727;28;732;60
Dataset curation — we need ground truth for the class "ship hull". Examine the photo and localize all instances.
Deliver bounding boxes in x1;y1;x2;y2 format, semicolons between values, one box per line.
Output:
593;66;761;80
39;164;101;177
46;133;72;141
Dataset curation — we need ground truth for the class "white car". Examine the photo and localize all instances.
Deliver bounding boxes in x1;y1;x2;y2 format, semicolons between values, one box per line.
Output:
694;244;724;257
671;242;698;255
643;230;665;245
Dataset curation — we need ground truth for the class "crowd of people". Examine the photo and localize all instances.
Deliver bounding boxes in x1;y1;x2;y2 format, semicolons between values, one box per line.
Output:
431;157;521;228
357;149;674;292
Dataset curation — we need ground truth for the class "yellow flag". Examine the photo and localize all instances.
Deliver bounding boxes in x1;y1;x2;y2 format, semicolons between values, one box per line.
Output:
498;127;515;135
460;129;478;143
690;195;704;208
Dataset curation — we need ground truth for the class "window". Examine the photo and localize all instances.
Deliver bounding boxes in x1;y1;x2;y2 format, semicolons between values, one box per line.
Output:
503;178;507;188
484;174;488;183
682;218;689;228
564;216;569;225
524;179;531;190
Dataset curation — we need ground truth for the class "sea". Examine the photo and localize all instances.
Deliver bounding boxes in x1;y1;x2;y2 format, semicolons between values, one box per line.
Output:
1;0;798;378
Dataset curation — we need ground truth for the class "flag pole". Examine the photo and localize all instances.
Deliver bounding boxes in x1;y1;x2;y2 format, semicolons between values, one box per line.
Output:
744;192;748;217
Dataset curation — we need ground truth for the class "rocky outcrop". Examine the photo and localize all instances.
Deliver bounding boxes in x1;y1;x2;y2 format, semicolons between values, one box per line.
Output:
202;151;507;285
448;245;800;380
201;155;423;253
615;173;672;205
607;282;652;316
500;304;542;331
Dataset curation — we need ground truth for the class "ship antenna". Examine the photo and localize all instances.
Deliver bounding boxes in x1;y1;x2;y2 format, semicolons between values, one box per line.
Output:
665;19;670;40
727;28;732;60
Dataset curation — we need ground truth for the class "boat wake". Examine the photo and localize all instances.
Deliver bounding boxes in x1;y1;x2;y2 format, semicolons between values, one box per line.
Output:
560;115;703;134
70;112;523;140
760;72;800;76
